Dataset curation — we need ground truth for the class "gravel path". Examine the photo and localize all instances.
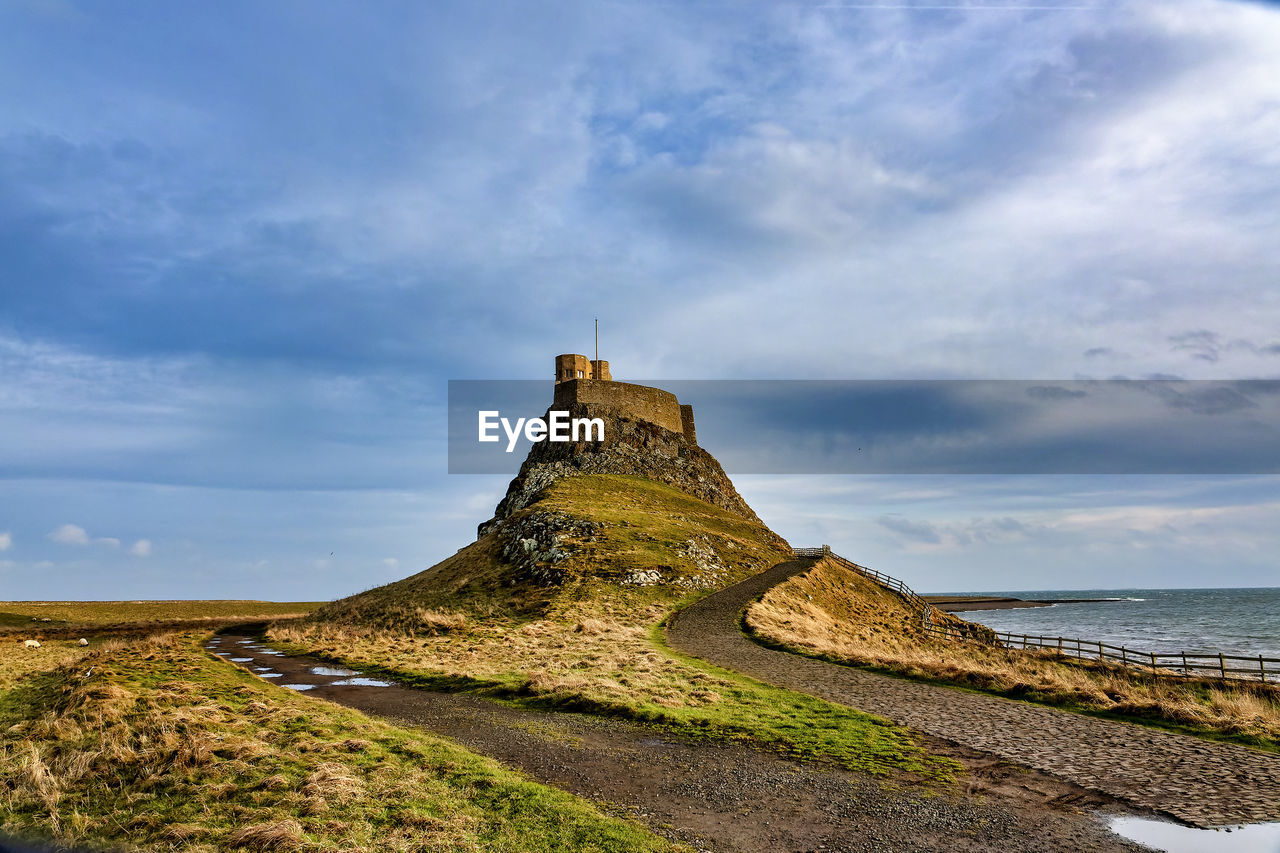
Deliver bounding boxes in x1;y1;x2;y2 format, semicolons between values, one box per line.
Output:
211;633;1145;852
666;559;1280;828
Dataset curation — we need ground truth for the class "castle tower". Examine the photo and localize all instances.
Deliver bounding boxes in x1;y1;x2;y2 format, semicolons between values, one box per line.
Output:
556;353;614;383
551;354;697;446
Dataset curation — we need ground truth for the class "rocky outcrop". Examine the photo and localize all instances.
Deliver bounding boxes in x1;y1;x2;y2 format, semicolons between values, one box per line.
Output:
477;401;771;538
496;510;603;587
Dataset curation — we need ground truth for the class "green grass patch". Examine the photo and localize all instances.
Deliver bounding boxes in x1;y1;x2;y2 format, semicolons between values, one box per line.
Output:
0;633;684;852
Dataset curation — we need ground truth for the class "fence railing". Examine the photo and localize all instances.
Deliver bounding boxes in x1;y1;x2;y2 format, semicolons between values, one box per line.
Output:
794;545;1277;685
920;622;1278;683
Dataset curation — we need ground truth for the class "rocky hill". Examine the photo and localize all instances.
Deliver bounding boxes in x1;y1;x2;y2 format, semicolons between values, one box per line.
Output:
477;400;773;539
313;400;790;628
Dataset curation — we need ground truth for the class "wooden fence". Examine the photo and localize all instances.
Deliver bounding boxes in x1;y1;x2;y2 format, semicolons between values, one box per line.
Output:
794;545;1278;685
920;621;1278;683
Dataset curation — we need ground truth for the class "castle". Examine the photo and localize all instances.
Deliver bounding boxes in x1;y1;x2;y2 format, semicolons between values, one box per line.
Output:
552;353;697;446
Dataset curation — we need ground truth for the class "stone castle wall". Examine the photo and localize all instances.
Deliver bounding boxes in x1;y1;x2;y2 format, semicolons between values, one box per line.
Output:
553;379;687;437
680;404;697;445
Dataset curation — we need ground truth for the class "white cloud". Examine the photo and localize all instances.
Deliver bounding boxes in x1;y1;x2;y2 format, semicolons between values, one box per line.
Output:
46;524;134;550
0;531;10;551
382;557;399;570
49;523;90;545
129;539;151;557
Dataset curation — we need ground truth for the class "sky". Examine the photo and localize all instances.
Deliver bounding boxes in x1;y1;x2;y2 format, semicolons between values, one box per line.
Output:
2;0;1279;599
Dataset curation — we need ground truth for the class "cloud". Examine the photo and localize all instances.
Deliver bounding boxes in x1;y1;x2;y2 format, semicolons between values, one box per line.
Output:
129;539;151;557
876;515;942;545
877;513;1035;553
382;557;399;570
1025;385;1088;401
2;0;1280;597
49;523;90;545
46;523;132;550
0;531;9;551
1169;330;1222;362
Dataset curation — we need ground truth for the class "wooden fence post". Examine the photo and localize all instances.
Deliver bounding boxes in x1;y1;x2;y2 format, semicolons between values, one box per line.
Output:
1261;656;1267;684
1181;652;1188;677
1219;653;1226;679
1149;652;1156;673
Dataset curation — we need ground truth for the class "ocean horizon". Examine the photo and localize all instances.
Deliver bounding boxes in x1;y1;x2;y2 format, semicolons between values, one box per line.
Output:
939;587;1280;661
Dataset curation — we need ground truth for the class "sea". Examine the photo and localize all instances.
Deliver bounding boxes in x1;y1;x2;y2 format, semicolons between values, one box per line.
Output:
941;587;1280;662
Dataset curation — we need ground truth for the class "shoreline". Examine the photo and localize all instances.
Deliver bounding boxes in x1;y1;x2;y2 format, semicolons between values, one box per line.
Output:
922;595;1120;612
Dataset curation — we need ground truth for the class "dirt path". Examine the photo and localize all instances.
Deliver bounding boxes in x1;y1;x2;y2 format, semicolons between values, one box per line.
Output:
666;558;1280;828
210;634;1144;853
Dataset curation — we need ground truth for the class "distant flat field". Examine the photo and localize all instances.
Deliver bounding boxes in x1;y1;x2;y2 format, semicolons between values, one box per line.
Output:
0;600;325;629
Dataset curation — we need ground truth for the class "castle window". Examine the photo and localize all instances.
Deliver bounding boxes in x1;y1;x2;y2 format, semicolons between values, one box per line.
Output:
577;370;584;378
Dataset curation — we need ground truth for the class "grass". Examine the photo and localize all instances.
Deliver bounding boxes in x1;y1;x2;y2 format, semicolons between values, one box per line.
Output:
314;474;793;627
269;615;953;781
1;601;323;634
746;556;1280;752
0;632;687;852
271;475;957;782
0;639;94;692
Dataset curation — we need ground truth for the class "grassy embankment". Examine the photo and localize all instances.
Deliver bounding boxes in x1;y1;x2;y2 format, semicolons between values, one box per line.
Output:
270;474;956;781
0;632;685;852
1;600;323;637
746;557;1280;751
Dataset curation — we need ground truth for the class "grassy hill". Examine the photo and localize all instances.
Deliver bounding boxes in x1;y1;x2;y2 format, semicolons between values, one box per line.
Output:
313;474;793;628
272;474;955;781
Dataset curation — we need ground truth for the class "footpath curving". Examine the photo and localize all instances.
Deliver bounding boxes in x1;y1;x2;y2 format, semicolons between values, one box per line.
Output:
665;559;1280;828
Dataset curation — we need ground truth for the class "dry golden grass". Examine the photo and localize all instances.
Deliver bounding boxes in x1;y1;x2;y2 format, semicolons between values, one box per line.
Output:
746;557;1280;746
226;820;305;851
0;632;683;852
0;638;92;691
271;610;732;713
